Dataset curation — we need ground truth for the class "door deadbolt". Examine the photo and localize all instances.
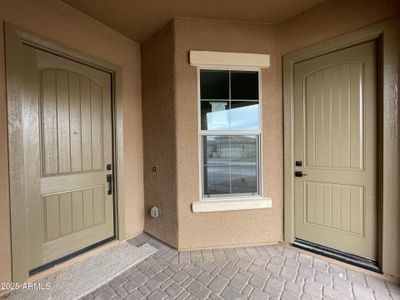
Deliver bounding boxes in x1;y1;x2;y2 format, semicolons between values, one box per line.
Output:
107;174;112;195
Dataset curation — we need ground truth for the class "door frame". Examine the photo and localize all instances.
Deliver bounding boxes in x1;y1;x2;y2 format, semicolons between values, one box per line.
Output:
5;23;126;282
283;18;400;277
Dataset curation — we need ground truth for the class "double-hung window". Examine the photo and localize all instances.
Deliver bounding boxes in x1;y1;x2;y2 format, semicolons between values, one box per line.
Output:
199;69;261;199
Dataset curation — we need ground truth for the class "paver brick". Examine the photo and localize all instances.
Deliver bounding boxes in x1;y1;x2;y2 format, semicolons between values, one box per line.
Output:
221;286;246;300
187;280;212;299
115;286;128;299
209;275;229;294
228;272;249;292
281;290;301;300
236;259;252;271
249;274;267;289
280;265;298;281
346;269;366;285
266;262;283;276
284;281;302;294
124;290;143;300
303;281;322;298
248;264;270;278
138;284;151;297
353;282;374;300
84;233;398;300
315;270;332;286
182;264;202;278
147;289;167;300
249;288;270;300
123;273;149;292
93;288;117;300
298;254;313;266
242;284;254;297
323;286;353;299
264;276;285;296
196;261;215;273
197;271;214;285
221;263;239;279
172;270;189;283
190;250;203;263
365;275;390;294
165;282;184;298
312;258;329;272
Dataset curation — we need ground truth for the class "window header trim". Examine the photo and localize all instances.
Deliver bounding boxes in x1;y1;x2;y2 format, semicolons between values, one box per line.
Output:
190;51;270;68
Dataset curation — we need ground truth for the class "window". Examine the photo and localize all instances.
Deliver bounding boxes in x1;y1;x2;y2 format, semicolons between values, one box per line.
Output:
199;69;261;199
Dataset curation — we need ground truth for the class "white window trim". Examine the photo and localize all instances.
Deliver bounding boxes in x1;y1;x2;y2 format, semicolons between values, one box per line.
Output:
192;197;272;213
197;66;266;205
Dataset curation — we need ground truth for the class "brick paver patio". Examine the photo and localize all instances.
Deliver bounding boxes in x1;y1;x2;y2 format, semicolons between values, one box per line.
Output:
83;234;400;300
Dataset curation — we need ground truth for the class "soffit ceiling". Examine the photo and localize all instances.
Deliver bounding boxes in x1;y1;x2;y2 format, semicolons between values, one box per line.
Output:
62;0;326;43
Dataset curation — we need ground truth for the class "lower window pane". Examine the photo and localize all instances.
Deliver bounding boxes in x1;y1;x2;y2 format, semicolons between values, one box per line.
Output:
231;163;258;194
203;165;231;195
202;135;259;197
230;135;258;194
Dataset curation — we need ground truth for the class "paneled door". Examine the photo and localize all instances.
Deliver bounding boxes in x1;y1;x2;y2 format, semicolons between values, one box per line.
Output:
293;41;378;260
7;37;114;274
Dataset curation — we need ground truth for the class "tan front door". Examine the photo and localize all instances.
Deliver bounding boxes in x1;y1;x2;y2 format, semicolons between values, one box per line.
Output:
293;41;377;260
12;42;114;273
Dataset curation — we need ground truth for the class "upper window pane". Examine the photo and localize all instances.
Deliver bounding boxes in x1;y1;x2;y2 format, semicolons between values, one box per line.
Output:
229;101;259;130
200;70;229;100
230;71;259;100
201;101;229;131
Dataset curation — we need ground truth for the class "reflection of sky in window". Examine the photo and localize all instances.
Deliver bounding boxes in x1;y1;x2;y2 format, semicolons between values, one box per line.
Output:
206;104;259;130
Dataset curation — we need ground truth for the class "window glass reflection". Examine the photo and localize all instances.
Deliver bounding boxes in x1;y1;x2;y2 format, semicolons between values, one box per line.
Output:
229;101;259;130
200;70;229;100
203;135;258;196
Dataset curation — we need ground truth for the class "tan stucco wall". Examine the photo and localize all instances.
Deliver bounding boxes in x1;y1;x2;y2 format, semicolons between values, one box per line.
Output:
173;19;283;250
0;0;144;283
274;0;400;55
142;0;400;261
141;22;179;247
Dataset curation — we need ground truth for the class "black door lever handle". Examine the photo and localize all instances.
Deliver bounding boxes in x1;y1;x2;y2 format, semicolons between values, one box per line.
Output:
295;171;307;177
107;174;112;195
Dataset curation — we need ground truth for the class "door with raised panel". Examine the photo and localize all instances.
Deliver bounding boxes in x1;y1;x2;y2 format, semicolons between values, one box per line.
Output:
293;41;378;260
20;45;114;273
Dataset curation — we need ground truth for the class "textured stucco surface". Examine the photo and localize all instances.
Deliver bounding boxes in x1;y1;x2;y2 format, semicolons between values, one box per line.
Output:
273;0;400;55
141;22;179;247
173;19;283;250
141;0;400;279
0;0;144;283
0;0;399;287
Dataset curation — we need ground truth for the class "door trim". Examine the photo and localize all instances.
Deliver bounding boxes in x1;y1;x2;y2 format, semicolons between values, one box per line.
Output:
5;23;126;282
283;18;400;277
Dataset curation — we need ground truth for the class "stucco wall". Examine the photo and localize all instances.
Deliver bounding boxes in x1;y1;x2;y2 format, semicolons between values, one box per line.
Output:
0;0;144;283
173;19;282;250
141;22;179;247
274;0;400;55
142;0;400;262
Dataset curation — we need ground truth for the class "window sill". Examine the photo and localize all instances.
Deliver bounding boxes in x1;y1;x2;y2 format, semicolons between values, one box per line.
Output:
192;198;272;213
